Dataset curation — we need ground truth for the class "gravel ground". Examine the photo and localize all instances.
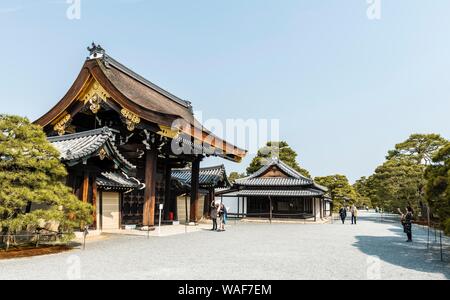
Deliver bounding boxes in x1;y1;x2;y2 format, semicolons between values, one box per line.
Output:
0;212;448;280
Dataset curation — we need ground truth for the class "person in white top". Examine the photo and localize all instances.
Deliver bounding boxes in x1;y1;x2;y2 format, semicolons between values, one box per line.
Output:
351;205;358;225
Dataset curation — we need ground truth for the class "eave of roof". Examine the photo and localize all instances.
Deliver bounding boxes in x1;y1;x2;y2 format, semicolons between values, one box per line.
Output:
236;188;324;197
234;158;329;192
96;172;142;190
235;177;311;187
34;47;247;162
172;164;230;188
215;187;240;197
49;127;135;172
243;158;312;182
313;182;329;192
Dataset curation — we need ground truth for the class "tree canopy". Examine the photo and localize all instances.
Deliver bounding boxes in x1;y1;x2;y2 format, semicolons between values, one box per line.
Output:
229;172;246;183
425;142;450;234
246;141;311;178
364;159;425;213
314;174;357;211
0;115;92;240
386;134;447;165
358;133;448;216
353;176;372;208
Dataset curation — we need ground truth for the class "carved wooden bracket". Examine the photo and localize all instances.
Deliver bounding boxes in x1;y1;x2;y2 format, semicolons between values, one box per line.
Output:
89;95;102;114
157;125;180;139
98;148;107;160
53;114;71;136
81;81;110;114
121;108;140;131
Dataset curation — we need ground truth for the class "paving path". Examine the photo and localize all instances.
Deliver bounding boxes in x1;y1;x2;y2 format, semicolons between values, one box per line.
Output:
0;212;448;280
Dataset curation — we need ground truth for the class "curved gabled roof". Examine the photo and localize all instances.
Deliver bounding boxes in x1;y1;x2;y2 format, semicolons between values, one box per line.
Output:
246;158;311;181
104;55;192;109
35;46;247;162
236;158;313;184
234;158;328;192
48;127;135;172
99;54;196;124
236;189;324;197
235;177;311;187
172;165;230;188
96;172;143;190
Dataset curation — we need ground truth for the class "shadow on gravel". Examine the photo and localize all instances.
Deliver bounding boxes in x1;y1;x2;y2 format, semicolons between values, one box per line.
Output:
353;230;450;279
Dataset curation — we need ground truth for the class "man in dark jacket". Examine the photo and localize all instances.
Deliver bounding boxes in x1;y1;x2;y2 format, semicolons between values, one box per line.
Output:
339;207;347;224
210;201;218;231
399;206;414;242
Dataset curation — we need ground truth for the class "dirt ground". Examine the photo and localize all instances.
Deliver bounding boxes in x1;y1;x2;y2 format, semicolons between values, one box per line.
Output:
0;245;73;260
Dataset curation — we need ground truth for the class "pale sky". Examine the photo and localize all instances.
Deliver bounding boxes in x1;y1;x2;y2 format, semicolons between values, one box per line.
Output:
0;0;449;182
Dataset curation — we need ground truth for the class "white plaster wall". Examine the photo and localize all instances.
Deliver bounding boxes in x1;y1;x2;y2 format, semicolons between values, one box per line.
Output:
215;196;247;216
325;201;331;216
314;198;321;219
96;193;101;231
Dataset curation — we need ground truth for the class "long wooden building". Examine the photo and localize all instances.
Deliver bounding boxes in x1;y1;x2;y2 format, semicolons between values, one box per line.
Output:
216;159;332;221
35;44;246;230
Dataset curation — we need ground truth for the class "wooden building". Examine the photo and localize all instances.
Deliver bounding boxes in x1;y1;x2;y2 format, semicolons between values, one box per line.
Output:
216;159;332;221
35;44;246;230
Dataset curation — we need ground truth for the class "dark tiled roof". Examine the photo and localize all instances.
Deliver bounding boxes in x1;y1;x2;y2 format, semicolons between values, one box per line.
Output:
313;183;329;193
172;135;220;156
96;172;143;190
232;158;328;195
235;158;314;186
236;189;324;197
48;127;135;172
244;158;312;181
171;135;244;163
235;177;311;187
172;165;230;188
215;187;239;197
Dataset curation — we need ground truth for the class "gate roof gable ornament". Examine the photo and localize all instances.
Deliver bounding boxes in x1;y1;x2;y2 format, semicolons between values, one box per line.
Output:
87;42;105;60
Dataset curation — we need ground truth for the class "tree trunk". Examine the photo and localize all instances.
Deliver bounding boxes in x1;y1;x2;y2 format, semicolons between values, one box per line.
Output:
5;231;11;252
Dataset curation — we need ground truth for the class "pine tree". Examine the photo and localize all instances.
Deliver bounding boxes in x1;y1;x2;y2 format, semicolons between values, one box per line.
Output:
246;141;311;178
425;142;450;234
314;175;357;211
0;115;92;247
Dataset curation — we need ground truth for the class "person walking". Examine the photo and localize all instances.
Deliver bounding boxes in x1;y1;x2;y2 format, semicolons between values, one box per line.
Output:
351;205;358;225
210;200;218;231
399;206;414;242
221;204;228;231
217;203;224;232
339;206;347;224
